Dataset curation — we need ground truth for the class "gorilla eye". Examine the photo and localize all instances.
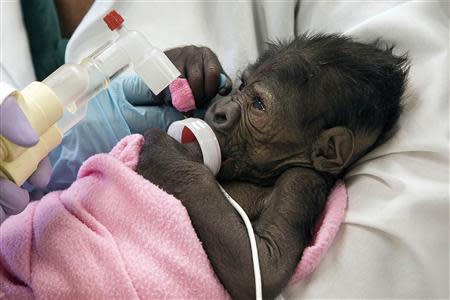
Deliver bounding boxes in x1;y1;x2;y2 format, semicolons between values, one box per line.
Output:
252;96;266;111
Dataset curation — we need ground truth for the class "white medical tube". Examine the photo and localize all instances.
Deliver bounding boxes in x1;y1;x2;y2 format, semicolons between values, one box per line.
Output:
167;118;221;175
218;184;263;300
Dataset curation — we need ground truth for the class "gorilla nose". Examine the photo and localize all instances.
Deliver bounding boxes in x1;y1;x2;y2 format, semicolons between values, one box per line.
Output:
205;97;241;131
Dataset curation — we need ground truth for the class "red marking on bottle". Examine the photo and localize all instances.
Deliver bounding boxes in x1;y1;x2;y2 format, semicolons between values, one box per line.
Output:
103;10;124;31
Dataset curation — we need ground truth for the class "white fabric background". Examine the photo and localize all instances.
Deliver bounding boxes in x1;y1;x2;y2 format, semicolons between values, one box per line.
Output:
288;1;449;298
2;0;448;298
0;0;36;101
67;1;450;298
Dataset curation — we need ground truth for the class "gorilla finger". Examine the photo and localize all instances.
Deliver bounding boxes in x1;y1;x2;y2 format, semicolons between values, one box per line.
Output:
164;47;184;63
172;61;186;78
0;179;29;215
165;47;187;77
186;56;205;107
202;49;223;100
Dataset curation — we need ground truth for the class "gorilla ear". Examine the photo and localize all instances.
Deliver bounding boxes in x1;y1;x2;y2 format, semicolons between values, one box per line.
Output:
311;127;354;174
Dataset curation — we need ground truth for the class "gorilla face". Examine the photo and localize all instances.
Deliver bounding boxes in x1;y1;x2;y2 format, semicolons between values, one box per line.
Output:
205;34;408;183
205;64;313;184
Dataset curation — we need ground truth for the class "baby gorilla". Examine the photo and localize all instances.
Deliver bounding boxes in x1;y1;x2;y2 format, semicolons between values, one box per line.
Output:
137;33;408;299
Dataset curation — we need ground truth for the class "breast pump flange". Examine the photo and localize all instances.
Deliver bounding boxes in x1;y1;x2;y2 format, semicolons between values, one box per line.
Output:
167;118;222;176
0;10;180;186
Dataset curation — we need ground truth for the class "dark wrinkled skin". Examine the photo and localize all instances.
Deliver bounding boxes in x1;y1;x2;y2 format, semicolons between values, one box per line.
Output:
137;35;407;299
156;46;233;108
138;46;334;300
138;131;332;299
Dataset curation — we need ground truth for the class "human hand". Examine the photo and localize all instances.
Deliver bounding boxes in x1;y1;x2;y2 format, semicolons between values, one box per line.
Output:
46;76;185;191
164;46;233;108
0;95;51;223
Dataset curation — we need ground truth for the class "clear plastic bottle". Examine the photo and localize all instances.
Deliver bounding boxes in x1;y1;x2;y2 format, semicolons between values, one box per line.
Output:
45;10;180;134
0;10;180;185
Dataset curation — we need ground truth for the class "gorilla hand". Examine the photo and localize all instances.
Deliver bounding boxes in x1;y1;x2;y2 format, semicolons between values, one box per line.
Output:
164;46;232;108
137;128;211;194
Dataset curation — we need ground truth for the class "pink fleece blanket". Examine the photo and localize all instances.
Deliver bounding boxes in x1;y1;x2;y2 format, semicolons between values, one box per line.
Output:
0;134;347;299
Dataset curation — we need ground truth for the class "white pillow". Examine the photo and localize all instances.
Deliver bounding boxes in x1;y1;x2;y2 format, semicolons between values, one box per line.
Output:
284;1;449;298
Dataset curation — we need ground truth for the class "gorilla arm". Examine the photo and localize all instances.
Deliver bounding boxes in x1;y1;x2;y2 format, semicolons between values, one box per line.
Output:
137;129;331;300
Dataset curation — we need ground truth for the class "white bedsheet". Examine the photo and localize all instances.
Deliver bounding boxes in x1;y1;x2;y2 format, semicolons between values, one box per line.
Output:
11;0;450;298
286;1;449;298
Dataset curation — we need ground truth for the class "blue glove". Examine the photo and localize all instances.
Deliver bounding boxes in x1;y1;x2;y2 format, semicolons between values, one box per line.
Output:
47;75;185;191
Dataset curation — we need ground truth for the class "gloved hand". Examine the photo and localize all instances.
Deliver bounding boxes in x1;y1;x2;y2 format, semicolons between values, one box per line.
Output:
47;75;186;191
123;46;232;113
0;95;52;223
48;46;232;191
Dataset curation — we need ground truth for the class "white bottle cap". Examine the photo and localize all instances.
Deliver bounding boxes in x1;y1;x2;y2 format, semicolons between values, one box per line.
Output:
134;48;181;95
167;118;222;176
